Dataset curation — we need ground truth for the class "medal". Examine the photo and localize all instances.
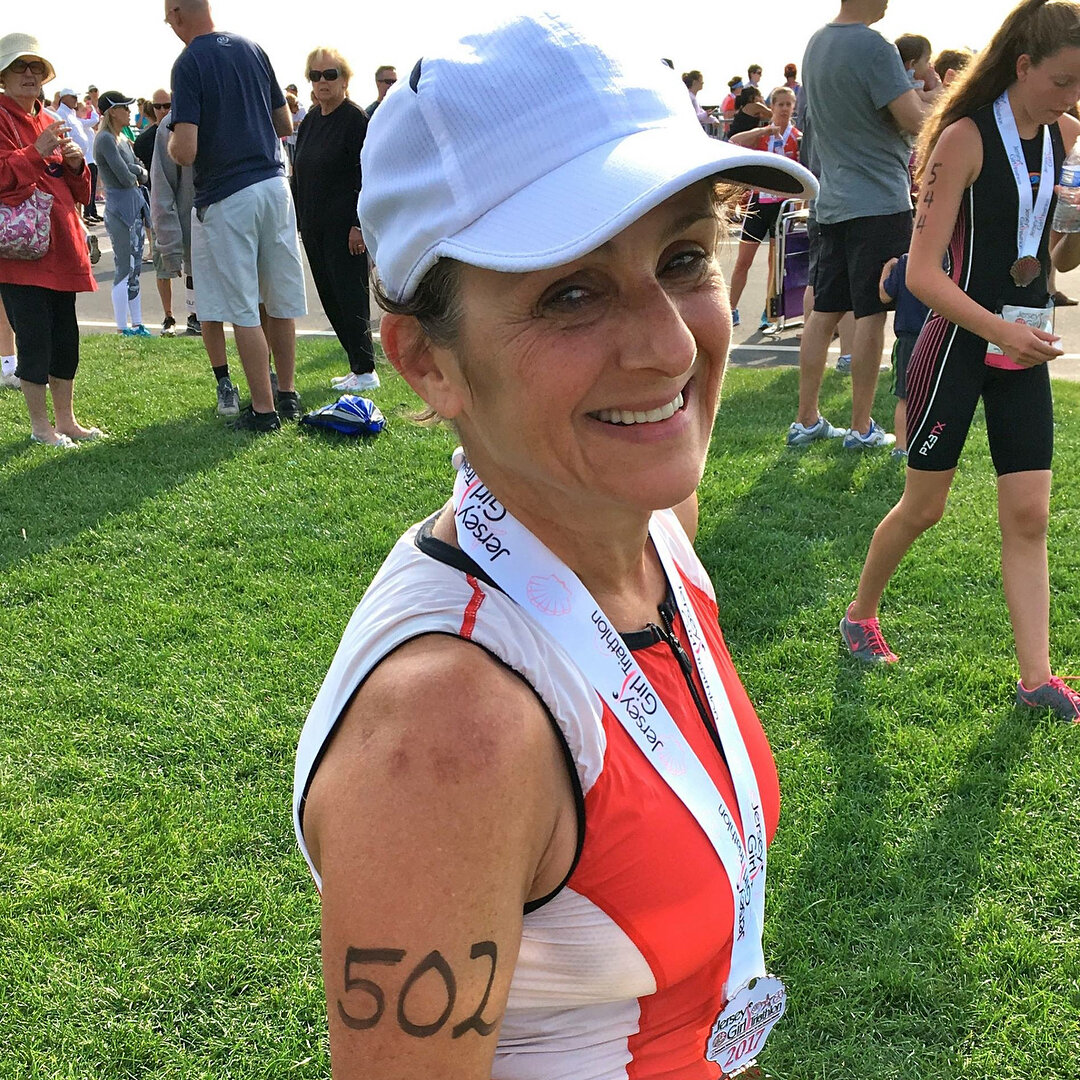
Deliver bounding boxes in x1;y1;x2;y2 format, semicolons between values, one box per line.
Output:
993;92;1054;291
706;975;787;1077
1010;255;1041;287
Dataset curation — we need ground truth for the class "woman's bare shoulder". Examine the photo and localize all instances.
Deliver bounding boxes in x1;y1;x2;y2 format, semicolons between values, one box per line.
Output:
303;632;569;878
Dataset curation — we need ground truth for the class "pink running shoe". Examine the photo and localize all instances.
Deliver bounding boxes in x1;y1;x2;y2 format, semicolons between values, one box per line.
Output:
1015;676;1080;722
839;603;898;664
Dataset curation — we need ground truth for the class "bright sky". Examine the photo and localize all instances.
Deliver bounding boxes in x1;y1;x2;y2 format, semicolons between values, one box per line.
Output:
29;1;1018;105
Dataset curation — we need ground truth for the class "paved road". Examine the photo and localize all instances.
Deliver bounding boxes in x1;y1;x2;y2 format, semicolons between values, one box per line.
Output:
75;217;1080;382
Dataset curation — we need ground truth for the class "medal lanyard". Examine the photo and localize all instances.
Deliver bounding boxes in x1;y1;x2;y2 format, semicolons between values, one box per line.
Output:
768;124;792;156
993;91;1055;264
452;455;768;994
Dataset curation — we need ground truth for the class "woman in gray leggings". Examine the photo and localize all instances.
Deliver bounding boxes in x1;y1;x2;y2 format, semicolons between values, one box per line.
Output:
94;90;150;336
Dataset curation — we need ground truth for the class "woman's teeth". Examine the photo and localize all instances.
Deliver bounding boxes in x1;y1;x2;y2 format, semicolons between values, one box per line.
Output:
595;391;684;426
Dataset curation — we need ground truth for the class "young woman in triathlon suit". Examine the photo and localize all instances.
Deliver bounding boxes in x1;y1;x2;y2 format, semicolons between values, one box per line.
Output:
841;0;1080;721
727;86;801;329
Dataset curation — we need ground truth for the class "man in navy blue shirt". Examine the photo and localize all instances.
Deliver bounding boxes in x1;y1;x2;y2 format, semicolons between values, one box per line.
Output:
166;0;306;432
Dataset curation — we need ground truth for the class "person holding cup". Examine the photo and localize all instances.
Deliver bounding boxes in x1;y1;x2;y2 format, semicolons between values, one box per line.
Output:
0;32;100;446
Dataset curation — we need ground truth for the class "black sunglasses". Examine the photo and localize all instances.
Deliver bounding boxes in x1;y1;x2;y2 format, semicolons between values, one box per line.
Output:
377;77;397;85
153;101;171;110
308;68;340;82
9;60;47;75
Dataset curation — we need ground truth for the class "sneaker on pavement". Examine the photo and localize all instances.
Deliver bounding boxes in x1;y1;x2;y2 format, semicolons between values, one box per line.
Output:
186;315;202;336
332;370;380;392
843;419;896;450
731;307;740;327
276;389;302;421
840;603;898;664
836;354;852;374
230;405;281;433
786;415;846;447
1015;676;1080;722
0;370;20;390
161;315;177;337
216;376;240;417
88;234;100;265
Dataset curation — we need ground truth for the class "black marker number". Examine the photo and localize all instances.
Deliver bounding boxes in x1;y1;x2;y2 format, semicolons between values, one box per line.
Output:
398;950;457;1038
452;940;499;1038
338;947;406;1031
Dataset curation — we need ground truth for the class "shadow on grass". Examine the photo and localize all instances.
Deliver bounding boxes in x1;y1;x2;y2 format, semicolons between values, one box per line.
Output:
0;409;250;572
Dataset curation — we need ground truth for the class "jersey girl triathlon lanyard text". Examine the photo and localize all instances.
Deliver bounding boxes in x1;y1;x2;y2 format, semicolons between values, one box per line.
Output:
451;453;786;1078
993;90;1055;288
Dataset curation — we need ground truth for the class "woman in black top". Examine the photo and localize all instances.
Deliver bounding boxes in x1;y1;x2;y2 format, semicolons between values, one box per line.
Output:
726;86;770;139
842;0;1080;720
294;47;378;392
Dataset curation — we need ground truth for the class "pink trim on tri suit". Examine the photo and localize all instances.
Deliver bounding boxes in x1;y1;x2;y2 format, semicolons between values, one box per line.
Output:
904;190;970;447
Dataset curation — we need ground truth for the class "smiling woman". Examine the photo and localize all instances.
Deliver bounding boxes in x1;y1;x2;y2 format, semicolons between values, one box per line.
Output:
292;13;816;1080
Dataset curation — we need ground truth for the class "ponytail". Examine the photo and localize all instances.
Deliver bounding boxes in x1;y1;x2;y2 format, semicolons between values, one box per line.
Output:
915;0;1080;182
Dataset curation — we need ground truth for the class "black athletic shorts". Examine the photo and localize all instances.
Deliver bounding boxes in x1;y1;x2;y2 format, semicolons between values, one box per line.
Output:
739;197;783;244
813;210;913;319
905;317;1053;475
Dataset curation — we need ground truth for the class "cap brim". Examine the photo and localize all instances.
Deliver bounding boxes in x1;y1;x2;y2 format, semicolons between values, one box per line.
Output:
438;126;816;277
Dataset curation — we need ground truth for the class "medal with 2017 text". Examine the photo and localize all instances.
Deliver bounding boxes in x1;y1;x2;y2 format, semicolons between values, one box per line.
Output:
451;451;786;1078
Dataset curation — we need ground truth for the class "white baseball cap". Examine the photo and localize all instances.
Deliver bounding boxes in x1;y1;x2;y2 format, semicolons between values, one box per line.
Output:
360;12;817;303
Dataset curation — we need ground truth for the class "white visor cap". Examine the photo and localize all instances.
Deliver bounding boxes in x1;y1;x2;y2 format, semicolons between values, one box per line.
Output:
360;11;817;303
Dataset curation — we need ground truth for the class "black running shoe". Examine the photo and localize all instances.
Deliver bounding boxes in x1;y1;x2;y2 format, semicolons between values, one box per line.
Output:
229;406;281;433
161;315;177;337
186;314;202;336
276;389;302;421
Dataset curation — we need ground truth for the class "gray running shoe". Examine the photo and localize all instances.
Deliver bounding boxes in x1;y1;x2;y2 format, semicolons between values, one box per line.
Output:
786;416;846;447
216;376;240;417
843;420;896;450
836;354;852;373
1015;676;1080;722
840;604;898;664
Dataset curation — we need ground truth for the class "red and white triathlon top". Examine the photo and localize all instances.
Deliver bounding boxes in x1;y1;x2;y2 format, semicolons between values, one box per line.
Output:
293;508;780;1080
753;125;800;205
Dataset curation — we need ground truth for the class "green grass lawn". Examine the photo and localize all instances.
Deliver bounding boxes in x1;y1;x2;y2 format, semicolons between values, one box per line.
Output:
1;337;1077;1078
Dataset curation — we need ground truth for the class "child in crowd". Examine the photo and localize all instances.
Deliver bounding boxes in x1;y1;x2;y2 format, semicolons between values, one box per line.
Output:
878;253;929;459
895;34;942;104
932;47;974;87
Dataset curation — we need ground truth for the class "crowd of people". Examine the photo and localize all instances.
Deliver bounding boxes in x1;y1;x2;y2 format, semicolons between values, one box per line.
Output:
0;7;397;430
3;1;1080;1078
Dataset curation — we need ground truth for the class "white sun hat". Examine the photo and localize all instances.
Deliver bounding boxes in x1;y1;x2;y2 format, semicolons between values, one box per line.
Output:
0;33;56;85
360;11;817;303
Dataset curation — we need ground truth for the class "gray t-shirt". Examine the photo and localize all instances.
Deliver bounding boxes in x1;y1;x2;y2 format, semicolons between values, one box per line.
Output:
800;21;914;224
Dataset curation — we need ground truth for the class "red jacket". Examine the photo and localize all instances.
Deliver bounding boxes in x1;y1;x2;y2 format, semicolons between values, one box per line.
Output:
0;93;96;292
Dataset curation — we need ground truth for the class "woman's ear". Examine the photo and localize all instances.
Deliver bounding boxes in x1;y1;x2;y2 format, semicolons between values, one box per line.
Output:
380;313;469;420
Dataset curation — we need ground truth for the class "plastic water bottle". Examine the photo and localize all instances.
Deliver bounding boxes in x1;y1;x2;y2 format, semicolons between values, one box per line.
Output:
1052;137;1080;233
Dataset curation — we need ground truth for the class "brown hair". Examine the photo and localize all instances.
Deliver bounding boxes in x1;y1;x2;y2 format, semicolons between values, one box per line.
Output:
895;34;932;68
932;47;974;82
916;0;1080;182
769;86;796;104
